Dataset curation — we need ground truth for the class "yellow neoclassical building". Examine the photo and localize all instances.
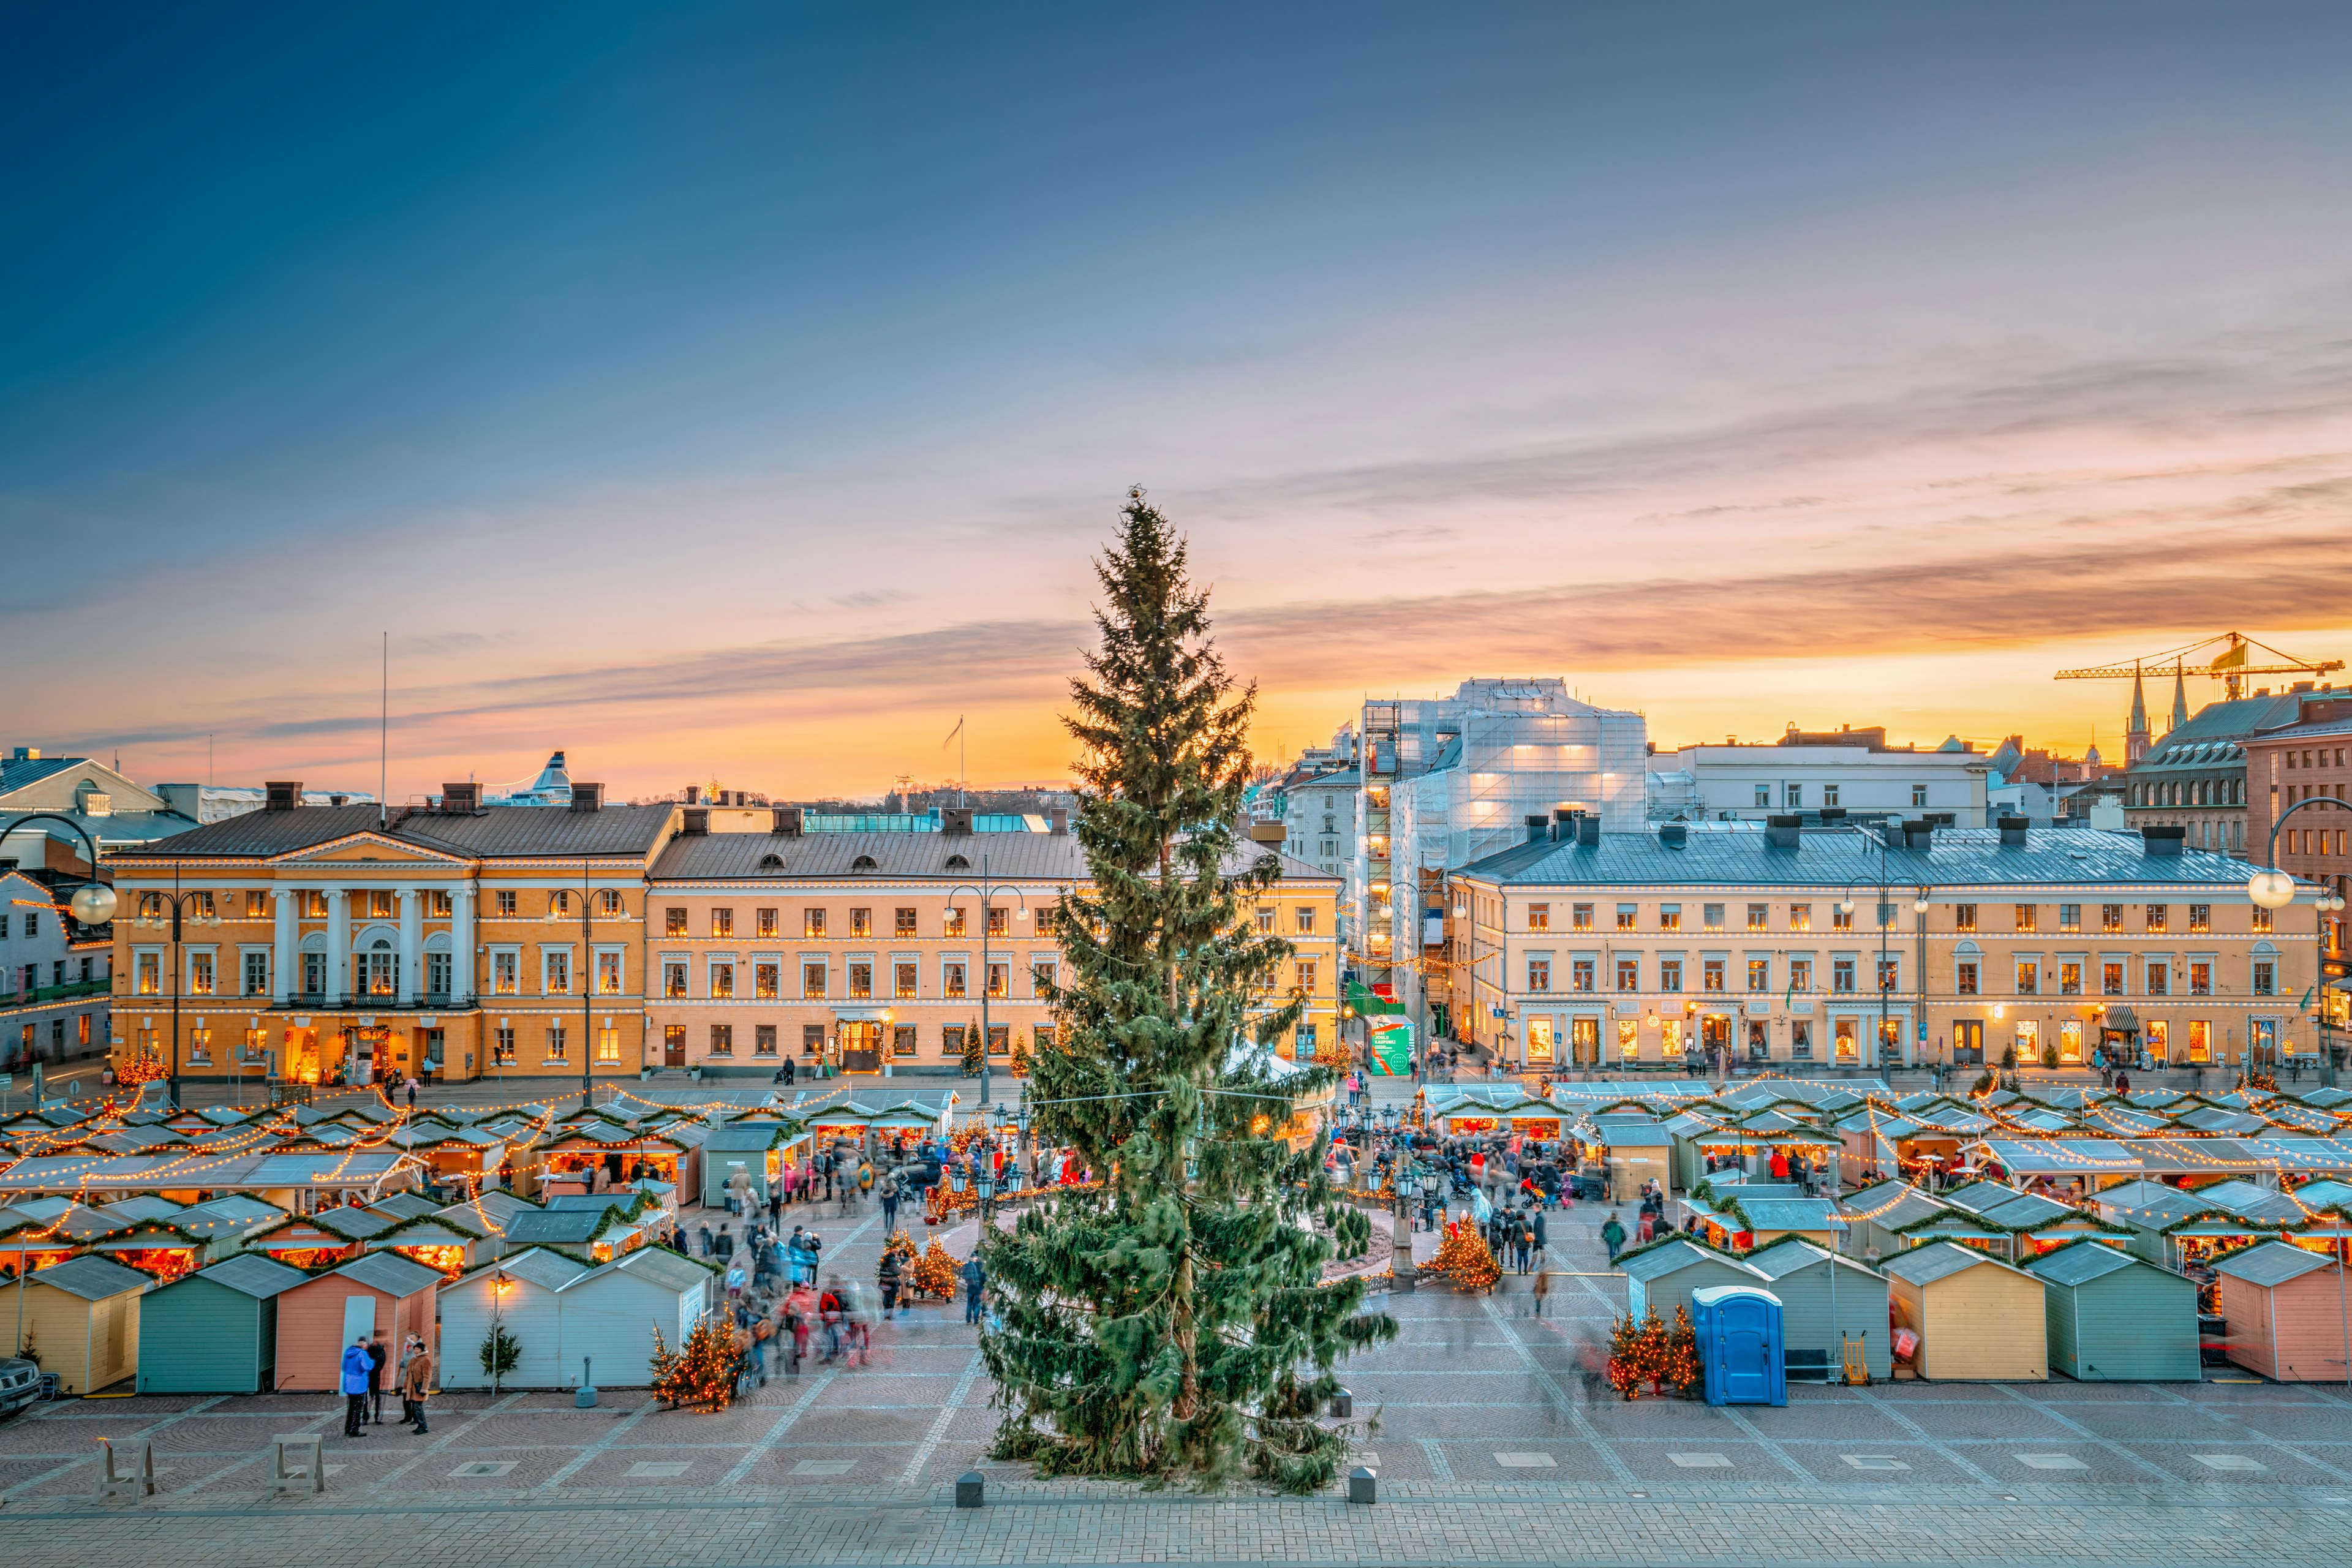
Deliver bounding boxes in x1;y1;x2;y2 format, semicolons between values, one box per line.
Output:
106;782;674;1087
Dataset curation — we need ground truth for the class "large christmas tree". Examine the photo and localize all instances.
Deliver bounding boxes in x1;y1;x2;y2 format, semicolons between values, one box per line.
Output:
982;489;1395;1492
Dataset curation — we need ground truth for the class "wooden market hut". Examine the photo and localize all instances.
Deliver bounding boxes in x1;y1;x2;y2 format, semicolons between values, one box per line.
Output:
2211;1240;2352;1382
1880;1242;2047;1381
1621;1238;1770;1324
548;1246;717;1388
437;1248;594;1389
1743;1238;1893;1382
273;1251;442;1392
1837;1180;1961;1264
0;1254;148;1394
2023;1240;2201;1382
1590;1124;1675;1202
699;1121;793;1208
502;1200;648;1263
136;1253;307;1393
242;1208;389;1268
363;1213;489;1276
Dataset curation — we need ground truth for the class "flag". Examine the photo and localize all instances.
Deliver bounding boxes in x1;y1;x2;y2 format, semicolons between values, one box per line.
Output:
2210;642;2249;672
941;715;964;749
2299;984;2316;1013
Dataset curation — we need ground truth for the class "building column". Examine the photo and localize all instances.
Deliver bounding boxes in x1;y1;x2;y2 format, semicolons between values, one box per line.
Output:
273;889;296;1005
326;888;350;1005
451;887;475;1004
398;888;423;1005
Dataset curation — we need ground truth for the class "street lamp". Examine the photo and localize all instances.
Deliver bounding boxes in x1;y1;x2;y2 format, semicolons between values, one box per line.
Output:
0;814;119;1103
2248;799;2351;1087
130;859;221;1108
543;856;596;1111
944;853;1030;1110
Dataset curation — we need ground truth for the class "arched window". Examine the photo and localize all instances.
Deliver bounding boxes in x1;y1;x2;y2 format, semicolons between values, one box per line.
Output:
944;854;970;870
760;853;785;869
851;854;878;871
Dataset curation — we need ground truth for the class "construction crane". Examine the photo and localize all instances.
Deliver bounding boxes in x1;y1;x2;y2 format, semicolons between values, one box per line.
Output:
2056;633;2343;703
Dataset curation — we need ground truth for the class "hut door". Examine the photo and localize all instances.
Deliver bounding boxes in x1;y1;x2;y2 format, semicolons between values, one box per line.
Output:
342;1294;377;1351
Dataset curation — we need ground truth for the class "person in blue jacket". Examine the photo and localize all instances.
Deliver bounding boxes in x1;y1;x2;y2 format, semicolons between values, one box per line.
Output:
341;1335;375;1436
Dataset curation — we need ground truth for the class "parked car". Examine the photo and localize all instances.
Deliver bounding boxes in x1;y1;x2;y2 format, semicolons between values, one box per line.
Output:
0;1357;40;1419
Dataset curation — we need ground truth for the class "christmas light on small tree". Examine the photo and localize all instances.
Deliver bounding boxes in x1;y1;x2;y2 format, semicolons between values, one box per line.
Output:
1605;1313;1647;1401
1434;1217;1500;1292
650;1314;741;1412
883;1229;917;1264
1662;1304;1702;1397
910;1238;960;1299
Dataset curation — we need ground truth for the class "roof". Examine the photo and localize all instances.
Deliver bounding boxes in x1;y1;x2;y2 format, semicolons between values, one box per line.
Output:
2025;1241;2162;1287
1880;1241;2035;1287
1457;823;2263;891
649;829;1336;886
2211;1240;2337;1287
1743;1237;1884;1283
503;1207;634;1246
1619;1238;1766;1284
1728;1198;1844;1233
1592;1125;1675;1149
325;1251;444;1298
0;755;83;794
184;1253;309;1299
107;802;679;862
461;1247;594;1293
20;1254;149;1300
590;1246;715;1294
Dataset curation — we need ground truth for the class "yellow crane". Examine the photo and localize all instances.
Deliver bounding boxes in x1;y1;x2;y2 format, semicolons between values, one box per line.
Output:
2056;633;2343;703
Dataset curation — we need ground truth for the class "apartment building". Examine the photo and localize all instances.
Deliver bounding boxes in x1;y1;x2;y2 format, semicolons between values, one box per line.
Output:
1450;816;2321;1073
645;816;1342;1075
0;869;112;1071
1647;726;1991;825
105;782;671;1086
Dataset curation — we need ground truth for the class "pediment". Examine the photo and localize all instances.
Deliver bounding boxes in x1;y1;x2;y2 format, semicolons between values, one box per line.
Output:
277;834;469;867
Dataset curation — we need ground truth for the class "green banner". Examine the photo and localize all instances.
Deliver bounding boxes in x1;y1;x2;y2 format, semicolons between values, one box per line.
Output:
1367;1017;1414;1076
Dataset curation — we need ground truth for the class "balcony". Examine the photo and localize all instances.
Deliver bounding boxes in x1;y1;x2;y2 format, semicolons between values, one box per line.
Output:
2;977;113;1009
275;992;478;1013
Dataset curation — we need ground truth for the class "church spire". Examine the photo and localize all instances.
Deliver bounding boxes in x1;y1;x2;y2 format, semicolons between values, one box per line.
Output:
2125;665;2150;764
2169;662;2190;733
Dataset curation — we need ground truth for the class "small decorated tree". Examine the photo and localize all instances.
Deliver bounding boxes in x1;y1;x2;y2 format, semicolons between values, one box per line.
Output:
883;1229;917;1265
910;1238;960;1299
478;1322;521;1394
1434;1217;1500;1292
1009;1028;1032;1078
650;1314;741;1412
1635;1307;1672;1394
960;1020;984;1076
1662;1304;1703;1398
1605;1313;1647;1401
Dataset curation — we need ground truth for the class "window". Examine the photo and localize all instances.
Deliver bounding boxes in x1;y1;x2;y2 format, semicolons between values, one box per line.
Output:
2059;962;2081;997
244;951;270;995
944;961;967;998
663;961;687;998
987;1025;1010;1057
496;891;518;918
803;962;827;997
2101;961;2125;996
2189;960;2211;997
1527;957;1551;992
944;908;967;938
1746;903;1768;932
895;907;918;935
942;1025;964;1058
545;1025;568;1061
1790;957;1813;992
596;1025;620;1063
1659;958;1683;992
303;951;327;995
598;889;621;918
1912;783;1928;807
804;1024;826;1057
986;962;1008;999
1953;903;1977;933
2015;960;2038;995
1035;907;1058;937
1254;906;1275;933
1703;959;1725;992
299;890;328;919
709;1025;734;1057
1789;904;1811;932
2101;904;2124;934
244;890;268;918
1616;903;1638;930
1702;903;1725;931
850;908;872;938
134;951;160;995
1956;961;1978;995
1527;903;1550;932
1790;1019;1812;1059
1785;784;1803;809
987;907;1010;937
2014;904;2038;933
1747;957;1770;992
2252;906;2273;934
665;907;687;936
2254;960;2276;996
1659;904;1681;931
545;951;571;994
430;890;453;917
710;962;734;999
2144;962;2168;997
1876;901;1896;929
1833;905;1854;932
1572;959;1596;992
892;1025;918;1058
2188;903;2211;933
2145;904;2168;933
597;950;622;995
1034;961;1057;997
1616;958;1640;992
428;951;453;996
1832;957;1856;993
366;890;391;919
1754;785;1771;808
849;962;873;1000
712;908;734;938
1292;905;1317;936
494;952;519;995
2059;903;2081;932
181;951;213;995
494;1027;517;1066
1571;903;1594;931
883;961;912;999
803;908;826;938
1822;785;1840;808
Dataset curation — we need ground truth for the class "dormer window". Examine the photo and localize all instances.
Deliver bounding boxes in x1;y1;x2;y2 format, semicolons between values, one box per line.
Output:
760;853;785;869
945;853;970;870
851;854;878;871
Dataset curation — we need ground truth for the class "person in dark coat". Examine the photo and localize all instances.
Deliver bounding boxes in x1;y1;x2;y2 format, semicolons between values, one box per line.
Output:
1600;1213;1627;1264
366;1331;390;1424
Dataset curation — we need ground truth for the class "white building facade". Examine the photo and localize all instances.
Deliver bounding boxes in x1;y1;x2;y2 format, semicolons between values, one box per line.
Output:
1649;736;1990;825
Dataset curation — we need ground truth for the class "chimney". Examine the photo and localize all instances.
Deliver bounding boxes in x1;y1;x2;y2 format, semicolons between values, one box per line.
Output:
1049;807;1070;836
1525;814;1549;844
772;805;803;837
941;807;974;835
1924;812;1956;828
2140;824;2185;857
1997;816;2029;847
440;782;480;813
328;793;349;808
265;781;303;812
1902;819;1936;851
684;785;701;806
1817;806;1847;822
1576;815;1599;848
1552;809;1577;841
682;807;709;836
1763;813;1802;850
569;782;605;812
1657;823;1687;849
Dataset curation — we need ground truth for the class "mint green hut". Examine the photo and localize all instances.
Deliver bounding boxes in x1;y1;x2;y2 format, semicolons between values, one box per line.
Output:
2024;1241;2200;1382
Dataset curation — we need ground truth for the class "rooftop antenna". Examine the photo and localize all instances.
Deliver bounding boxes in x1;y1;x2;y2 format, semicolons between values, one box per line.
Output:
380;631;388;828
943;715;966;807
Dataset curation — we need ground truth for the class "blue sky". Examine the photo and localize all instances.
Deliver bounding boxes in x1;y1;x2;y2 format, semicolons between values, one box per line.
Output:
6;4;2350;796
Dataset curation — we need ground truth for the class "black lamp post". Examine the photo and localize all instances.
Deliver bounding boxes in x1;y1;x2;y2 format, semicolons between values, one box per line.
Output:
0;813;119;1098
130;859;219;1108
945;853;1028;1111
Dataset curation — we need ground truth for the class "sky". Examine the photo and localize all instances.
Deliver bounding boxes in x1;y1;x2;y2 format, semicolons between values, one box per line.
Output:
6;3;2351;801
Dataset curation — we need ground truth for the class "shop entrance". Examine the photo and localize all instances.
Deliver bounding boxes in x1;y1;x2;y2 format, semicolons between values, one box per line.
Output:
1570;1017;1599;1066
840;1019;883;1073
1953;1020;1983;1065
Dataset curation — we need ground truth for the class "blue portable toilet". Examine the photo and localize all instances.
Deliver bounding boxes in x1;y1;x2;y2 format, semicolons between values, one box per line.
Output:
1692;1285;1786;1407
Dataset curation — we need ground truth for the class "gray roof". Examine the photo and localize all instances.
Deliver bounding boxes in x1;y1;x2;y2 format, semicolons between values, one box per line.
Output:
186;1253;309;1300
650;829;1336;885
108;802;678;862
1619;1239;1766;1284
1728;1198;1844;1233
1880;1241;2032;1287
588;1246;715;1294
1594;1125;1675;1149
2211;1240;2336;1287
2025;1242;2166;1288
326;1251;444;1298
0;755;82;794
366;1193;442;1221
24;1254;149;1300
2127;692;2326;777
461;1247;593;1293
1458;823;2264;891
1743;1237;1884;1283
503;1207;632;1246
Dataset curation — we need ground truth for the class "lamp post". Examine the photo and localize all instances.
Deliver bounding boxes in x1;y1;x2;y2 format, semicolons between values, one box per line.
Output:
543;856;595;1111
944;854;1029;1113
129;858;219;1109
0;813;119;1093
2247;799;2352;1088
